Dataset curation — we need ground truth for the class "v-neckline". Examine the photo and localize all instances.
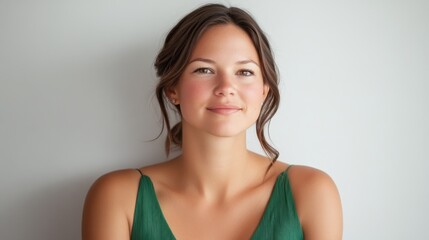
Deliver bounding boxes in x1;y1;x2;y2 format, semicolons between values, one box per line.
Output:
142;170;286;239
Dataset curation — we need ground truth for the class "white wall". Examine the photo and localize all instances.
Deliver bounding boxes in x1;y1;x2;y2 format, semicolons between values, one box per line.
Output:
1;0;428;239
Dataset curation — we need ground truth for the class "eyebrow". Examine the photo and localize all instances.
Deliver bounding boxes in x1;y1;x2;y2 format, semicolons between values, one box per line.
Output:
188;58;260;67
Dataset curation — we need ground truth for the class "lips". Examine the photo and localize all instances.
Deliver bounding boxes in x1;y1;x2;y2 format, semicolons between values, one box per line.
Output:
206;105;242;115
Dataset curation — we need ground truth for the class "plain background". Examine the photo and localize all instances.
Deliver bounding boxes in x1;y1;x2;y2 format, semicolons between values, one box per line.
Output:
1;0;428;239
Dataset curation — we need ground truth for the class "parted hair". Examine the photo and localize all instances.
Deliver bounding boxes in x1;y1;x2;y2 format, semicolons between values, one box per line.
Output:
154;3;280;162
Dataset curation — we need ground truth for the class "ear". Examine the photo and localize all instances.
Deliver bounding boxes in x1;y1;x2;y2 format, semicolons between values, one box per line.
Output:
165;86;179;104
262;84;270;101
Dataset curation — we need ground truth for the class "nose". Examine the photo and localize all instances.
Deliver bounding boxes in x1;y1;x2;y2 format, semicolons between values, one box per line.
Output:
214;73;236;96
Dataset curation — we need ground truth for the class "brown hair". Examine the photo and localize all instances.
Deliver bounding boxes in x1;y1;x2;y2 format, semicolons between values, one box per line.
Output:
154;3;280;163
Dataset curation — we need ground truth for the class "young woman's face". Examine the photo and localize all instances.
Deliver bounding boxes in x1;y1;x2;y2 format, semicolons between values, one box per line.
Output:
171;24;269;138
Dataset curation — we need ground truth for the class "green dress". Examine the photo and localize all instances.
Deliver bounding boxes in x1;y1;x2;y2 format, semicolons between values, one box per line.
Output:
131;167;303;239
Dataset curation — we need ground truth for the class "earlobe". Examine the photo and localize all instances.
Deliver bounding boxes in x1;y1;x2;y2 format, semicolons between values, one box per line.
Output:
263;85;270;99
165;87;179;105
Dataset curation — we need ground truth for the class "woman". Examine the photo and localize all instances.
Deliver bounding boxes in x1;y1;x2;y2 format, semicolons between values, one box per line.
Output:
82;4;342;240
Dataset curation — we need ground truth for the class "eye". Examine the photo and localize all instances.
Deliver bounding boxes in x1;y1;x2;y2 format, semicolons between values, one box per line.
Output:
193;68;214;74
237;69;254;76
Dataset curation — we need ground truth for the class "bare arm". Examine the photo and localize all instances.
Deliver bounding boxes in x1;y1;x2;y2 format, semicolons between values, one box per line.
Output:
82;170;139;240
291;166;343;240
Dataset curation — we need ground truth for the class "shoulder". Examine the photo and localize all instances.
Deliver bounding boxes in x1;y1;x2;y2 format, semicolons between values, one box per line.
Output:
138;158;180;185
84;169;142;206
287;165;343;240
82;169;142;240
287;166;341;209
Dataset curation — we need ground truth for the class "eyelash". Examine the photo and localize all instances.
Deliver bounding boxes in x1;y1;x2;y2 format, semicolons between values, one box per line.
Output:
237;69;254;76
193;68;214;74
193;68;254;76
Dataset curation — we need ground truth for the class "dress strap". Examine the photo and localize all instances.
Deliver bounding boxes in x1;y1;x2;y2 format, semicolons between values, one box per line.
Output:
131;174;176;239
285;164;293;173
135;168;143;176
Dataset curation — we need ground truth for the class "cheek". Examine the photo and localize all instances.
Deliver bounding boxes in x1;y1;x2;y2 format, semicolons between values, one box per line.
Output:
178;81;209;103
242;85;266;106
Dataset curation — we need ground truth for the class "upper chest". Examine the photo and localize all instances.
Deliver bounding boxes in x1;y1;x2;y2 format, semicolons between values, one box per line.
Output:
160;187;274;239
145;175;280;240
130;171;304;240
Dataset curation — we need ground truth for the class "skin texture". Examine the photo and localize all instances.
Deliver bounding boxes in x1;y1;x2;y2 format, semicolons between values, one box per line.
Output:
82;24;343;240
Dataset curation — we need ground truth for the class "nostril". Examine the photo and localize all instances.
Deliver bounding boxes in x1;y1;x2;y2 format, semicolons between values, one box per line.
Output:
215;88;235;96
214;83;236;96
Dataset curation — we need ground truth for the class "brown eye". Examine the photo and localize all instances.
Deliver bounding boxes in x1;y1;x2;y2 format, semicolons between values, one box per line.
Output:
237;69;254;76
194;68;214;74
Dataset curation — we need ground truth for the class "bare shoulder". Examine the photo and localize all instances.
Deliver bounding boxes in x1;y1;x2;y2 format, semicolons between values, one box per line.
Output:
89;169;141;192
288;165;343;240
287;165;337;190
138;158;179;184
82;169;141;240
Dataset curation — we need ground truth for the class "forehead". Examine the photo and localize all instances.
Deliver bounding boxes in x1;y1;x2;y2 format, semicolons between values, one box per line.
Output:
189;24;260;63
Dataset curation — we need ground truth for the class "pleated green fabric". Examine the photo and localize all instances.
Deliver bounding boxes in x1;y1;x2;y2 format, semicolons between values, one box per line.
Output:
131;167;303;240
250;168;303;239
131;174;175;239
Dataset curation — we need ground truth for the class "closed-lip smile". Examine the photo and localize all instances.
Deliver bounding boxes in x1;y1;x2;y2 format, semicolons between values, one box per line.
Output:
206;105;242;115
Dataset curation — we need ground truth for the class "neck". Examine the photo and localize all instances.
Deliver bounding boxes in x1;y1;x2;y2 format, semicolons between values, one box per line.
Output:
174;124;266;202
